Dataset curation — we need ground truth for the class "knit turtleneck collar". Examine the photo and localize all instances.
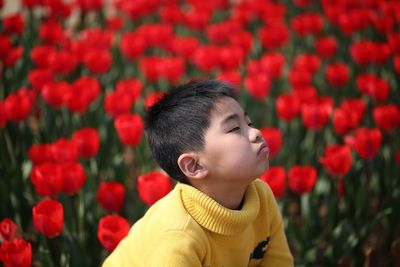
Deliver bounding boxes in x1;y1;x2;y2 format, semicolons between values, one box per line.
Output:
178;181;260;236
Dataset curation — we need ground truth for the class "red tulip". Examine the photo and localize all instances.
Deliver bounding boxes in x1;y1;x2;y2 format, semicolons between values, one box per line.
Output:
114;114;144;147
4;88;33;122
260;52;285;80
72;127;100;158
288;67;312;89
395;56;400;75
388;32;400;54
115;78;142;105
315;36;337;58
301;97;333;130
0;218;18;242
373;104;400;132
259;23;289;49
230;30;253;55
345;127;382;160
288;165;317;195
28;143;53;165
350;40;391;66
260;166;286;198
292;85;318;106
167;36;200;58
338;9;371;35
192;45;219;72
0;238;32;267
97;181;126;211
333;99;366;136
219;45;244;70
30;163;63;197
120;32;146;60
276;93;301;122
159;5;186;24
206;20;241;43
28;68;54;92
48;50;79;76
104;91;133;117
291;13;323;36
39;21;65;45
33;199;64;238
0;35;11;59
97;215;130;252
3;14;25;35
75;0;103;12
66;76;100;113
60;162;87;195
217;70;241;88
184;6;212;30
77;28;113;51
106;16;123;31
51;138;79;163
320;145;352;177
244;73;271;100
137;171;173;206
3;46;24;67
356;73;389;102
83;49;112;74
41;81;70;108
293;53;321;75
0;101;7;128
325;62;349;88
144;92;165;110
260;127;282;158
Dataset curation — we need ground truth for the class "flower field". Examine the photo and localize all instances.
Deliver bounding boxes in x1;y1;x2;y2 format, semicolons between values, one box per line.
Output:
0;0;399;266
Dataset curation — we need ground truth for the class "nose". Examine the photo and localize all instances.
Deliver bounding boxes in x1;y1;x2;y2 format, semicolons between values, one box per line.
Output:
249;127;263;143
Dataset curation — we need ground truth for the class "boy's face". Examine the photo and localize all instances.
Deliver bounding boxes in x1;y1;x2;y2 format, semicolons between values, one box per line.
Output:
198;97;269;184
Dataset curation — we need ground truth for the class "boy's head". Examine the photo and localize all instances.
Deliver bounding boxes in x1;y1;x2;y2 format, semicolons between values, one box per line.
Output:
144;79;237;183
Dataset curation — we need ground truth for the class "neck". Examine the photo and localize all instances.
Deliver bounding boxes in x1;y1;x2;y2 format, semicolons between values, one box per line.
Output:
190;180;249;210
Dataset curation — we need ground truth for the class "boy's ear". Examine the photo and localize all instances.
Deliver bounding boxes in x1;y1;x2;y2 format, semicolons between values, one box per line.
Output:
177;153;208;180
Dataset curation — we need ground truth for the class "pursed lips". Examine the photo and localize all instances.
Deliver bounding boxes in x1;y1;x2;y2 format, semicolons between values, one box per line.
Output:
257;142;269;155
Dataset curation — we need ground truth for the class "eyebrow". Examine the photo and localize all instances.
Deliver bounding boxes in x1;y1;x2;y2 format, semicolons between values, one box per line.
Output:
221;111;249;125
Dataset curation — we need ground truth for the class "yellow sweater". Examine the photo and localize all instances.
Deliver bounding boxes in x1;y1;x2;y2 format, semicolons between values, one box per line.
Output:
102;179;293;267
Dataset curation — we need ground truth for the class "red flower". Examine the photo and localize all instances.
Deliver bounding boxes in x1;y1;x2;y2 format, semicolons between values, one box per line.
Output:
288;67;312;89
65;77;101;113
192;45;219;72
301;97;333;130
167;36;200;58
136;23;173;47
350;40;391;66
219;45;245;71
30;163;63;196
395;56;400;75
260;166;286;198
184;6;212;30
77;28;113;51
260;52;285;80
120;32;146;60
106;17;123;31
41;81;70;108
75;0;103;12
0;35;11;59
28;144;53;165
4;88;33;122
288;165;317;195
356;73;389;102
206;19;241;43
315;36;337;58
320;144;352;177
230;30;253;55
97;181;126;211
32;199;64;238
216;70;241;88
333;99;366;136
51;138;79;163
3;46;24;67
259;23;289;50
373;104;400;132
0;218;18;242
0;238;32;267
260;127;282;158
325;62;349;88
3;14;25;35
72;127;100;158
338;9;371;35
60;162;87;195
115;78;142;104
159;5;186;24
137;171;173;206
144;92;165;110
28;68;54;92
114;114;144;147
345;127;382;160
39;21;65;45
244;74;271;100
293;53;321;75
276;93;300;122
0;101;7;128
291;13;323;36
48;50;79;76
97;215;130;252
388;32;400;54
292;85;317;105
104;91;133;117
83;49;112;74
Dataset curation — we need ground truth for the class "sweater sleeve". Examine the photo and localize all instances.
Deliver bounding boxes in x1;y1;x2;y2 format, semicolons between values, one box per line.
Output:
145;230;205;267
258;183;294;267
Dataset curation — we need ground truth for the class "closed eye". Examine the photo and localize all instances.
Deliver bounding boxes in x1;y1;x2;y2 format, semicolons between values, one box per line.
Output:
228;127;240;133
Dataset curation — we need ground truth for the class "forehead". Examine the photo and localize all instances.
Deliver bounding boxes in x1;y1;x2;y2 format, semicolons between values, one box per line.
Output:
210;97;244;122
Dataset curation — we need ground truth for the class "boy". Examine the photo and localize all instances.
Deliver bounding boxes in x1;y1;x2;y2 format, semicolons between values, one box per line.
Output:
103;79;293;267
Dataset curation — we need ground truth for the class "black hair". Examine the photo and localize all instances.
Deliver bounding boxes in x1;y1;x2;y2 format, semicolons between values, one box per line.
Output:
144;79;237;183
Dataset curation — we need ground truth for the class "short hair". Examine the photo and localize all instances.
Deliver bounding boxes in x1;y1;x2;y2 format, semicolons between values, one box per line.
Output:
144;79;237;183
